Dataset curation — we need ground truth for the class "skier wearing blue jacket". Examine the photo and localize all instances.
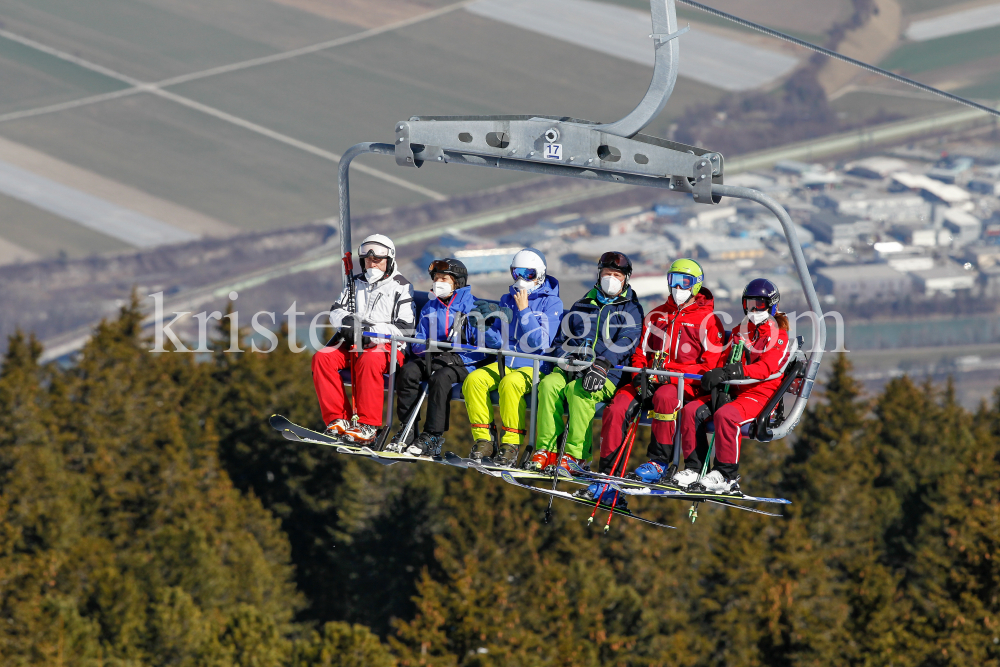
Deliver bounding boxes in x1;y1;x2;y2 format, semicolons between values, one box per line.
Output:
391;258;488;457
462;248;564;466
528;251;644;473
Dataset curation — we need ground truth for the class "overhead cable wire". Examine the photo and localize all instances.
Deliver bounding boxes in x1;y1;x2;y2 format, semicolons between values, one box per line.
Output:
675;0;1000;119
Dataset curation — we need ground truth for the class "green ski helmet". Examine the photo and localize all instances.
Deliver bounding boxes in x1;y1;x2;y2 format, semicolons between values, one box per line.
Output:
667;258;705;296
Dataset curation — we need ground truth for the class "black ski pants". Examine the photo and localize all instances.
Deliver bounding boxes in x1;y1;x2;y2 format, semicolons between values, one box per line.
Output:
396;355;469;436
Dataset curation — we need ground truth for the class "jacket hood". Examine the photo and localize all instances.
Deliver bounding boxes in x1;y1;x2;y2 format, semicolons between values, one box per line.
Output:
509;274;559;299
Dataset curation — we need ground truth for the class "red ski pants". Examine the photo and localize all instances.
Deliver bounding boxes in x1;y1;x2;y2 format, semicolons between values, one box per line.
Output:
599;381;691;460
680;394;758;465
311;345;404;427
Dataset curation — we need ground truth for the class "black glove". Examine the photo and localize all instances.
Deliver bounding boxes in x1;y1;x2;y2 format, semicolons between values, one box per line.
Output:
700;368;727;392
582;357;613;393
631;372;654;400
558;351;591;378
723;362;746;381
701;363;745;392
361;333;377;349
338;315;357;346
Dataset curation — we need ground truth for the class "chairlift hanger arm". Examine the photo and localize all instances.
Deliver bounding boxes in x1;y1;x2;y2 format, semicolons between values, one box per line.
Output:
593;0;683;138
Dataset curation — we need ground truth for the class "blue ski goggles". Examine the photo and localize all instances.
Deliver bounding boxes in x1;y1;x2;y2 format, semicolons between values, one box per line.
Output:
511;267;539;282
667;272;701;290
744;297;771;312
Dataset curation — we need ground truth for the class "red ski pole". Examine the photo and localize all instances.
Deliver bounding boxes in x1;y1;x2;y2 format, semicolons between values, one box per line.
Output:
589;411;639;525
604;412;639;534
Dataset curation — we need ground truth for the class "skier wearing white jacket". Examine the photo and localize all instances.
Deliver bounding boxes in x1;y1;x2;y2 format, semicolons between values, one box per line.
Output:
312;234;416;443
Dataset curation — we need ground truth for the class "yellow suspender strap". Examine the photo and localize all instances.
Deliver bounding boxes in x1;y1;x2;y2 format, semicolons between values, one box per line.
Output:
647;410;678;422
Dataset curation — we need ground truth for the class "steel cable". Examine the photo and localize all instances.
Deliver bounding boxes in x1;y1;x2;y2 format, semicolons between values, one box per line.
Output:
676;0;1000;118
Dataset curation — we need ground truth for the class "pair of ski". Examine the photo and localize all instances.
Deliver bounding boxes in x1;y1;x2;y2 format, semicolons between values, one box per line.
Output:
269;415;787;526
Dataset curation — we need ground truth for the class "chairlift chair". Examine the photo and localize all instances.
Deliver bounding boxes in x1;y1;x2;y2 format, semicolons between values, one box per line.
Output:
336;0;827;445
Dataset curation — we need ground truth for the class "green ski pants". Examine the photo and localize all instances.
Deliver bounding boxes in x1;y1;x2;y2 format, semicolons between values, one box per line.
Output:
535;368;617;461
462;362;536;445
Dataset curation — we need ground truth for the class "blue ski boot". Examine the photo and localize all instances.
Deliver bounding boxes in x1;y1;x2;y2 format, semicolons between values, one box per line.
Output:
573;483;628;509
627;460;670;484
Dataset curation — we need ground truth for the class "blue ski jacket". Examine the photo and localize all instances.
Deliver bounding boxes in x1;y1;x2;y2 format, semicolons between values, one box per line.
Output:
484;275;564;369
547;285;645;386
411;286;487;372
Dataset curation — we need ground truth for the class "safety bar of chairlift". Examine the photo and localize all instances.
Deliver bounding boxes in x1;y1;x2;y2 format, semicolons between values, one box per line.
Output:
354;331;690;453
338;144;825;441
355;330;795;453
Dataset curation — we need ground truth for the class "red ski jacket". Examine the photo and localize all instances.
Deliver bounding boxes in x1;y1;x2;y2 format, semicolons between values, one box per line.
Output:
631;288;726;395
723;318;792;404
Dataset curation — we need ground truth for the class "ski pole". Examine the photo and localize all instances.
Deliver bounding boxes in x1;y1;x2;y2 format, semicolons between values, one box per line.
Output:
689;436;714;524
605;417;638;534
545;429;569;524
342;253;360;431
589;416;637;526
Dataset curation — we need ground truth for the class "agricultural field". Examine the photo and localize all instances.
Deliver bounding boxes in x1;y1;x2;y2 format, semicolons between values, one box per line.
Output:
878;2;1000;100
0;0;994;263
0;0;728;260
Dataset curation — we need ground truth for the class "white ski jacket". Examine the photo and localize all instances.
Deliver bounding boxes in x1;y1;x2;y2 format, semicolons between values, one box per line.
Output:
330;268;416;350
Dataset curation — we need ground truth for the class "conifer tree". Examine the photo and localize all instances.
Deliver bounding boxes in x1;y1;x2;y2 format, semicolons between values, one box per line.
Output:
0;302;307;665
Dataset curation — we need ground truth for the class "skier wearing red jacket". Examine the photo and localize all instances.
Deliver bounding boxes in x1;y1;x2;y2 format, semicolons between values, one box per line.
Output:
595;259;726;480
676;278;793;495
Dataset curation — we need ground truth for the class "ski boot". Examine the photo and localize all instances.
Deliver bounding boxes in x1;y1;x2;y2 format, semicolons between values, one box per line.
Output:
670;468;700;489
525;450;557;472
470;439;495;462
343;422;378;444
626;460;669;484
407;432;444;458
324;419;352;438
493;444;520;468
573;483;628;510
544;452;582;476
689;470;742;496
384;429;416;453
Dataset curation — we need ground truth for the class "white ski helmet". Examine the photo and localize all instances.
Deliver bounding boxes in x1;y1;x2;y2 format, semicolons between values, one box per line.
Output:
510;248;547;293
358;233;396;275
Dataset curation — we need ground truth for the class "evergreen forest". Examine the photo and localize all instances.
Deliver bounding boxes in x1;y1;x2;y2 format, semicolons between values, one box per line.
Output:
1;300;997;666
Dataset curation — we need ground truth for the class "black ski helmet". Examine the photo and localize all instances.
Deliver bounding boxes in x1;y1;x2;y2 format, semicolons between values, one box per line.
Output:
742;278;780;316
596;251;632;296
428;257;468;289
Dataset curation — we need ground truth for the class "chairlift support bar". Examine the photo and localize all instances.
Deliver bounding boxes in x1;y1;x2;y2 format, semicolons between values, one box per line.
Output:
337;0;826;441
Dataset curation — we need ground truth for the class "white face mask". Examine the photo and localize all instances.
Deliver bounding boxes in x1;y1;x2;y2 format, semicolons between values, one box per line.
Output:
365;267;385;283
671;287;692;306
513;278;536;293
748;310;770;325
432;281;453;298
600;275;623;297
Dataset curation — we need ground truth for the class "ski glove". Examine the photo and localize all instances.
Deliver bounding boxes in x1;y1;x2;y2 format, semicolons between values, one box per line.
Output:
337;315;357;346
631;372;654;400
701;363;745;391
723;362;746;381
581;357;613;393
472;300;514;324
700;368;727;392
